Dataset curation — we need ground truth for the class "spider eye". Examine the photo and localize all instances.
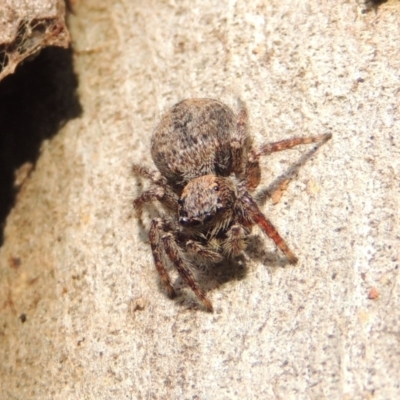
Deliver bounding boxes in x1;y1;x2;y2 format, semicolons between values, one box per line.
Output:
216;205;224;213
178;198;184;205
179;217;190;226
213;185;219;191
204;212;213;223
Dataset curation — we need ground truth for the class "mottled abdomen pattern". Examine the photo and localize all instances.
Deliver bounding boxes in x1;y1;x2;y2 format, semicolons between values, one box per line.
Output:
151;99;236;186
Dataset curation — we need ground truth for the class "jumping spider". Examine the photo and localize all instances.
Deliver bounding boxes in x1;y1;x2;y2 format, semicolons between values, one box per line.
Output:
133;98;331;312
356;0;387;13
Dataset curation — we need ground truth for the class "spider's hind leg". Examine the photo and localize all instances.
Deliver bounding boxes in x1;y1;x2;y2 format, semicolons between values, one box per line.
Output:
244;133;332;192
258;133;332;156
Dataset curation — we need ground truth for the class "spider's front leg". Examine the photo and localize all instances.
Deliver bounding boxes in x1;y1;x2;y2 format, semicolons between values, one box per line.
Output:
241;194;298;264
149;218;176;299
222;224;248;258
186;240;223;263
252;212;298;264
150;218;214;312
162;232;214;312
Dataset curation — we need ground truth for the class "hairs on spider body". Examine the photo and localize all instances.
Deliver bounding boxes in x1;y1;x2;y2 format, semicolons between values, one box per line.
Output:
133;98;331;312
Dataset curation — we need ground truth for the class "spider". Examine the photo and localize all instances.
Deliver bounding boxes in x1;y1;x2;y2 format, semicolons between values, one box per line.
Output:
133;98;331;312
356;0;387;13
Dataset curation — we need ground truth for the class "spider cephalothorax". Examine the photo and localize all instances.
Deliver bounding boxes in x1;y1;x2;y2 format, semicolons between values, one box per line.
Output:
178;175;236;228
133;98;331;311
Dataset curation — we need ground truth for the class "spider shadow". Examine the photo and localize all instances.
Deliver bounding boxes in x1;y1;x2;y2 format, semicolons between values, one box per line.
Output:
170;234;294;312
255;137;330;207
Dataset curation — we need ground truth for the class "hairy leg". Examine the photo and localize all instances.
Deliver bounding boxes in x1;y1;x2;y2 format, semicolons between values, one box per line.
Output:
133;186;178;215
222;224;248;257
186;240;223;263
231;103;252;178
133;164;179;214
244;133;332;191
241;194;298;264
162;233;213;312
244;150;262;191
253;212;298;264
132;164;161;181
149;218;176;298
258;133;332;156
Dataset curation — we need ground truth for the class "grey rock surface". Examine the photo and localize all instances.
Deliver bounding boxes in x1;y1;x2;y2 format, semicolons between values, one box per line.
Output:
0;0;399;398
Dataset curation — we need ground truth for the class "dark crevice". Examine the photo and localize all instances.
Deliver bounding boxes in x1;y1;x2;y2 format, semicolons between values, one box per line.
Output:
0;46;82;246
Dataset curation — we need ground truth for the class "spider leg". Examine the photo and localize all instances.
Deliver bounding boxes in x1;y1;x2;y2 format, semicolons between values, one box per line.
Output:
133;164;179;215
186;240;223;263
149;218;176;299
258;133;332;156
222;224;248;257
231;103;252;178
253;212;298;264
132;164;161;182
241;194;298;264
133;186;178;215
244;150;262;192
162;233;213;312
244;133;332;192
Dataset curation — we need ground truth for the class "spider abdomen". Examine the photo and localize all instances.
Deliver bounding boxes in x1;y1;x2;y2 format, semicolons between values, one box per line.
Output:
151;98;237;186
